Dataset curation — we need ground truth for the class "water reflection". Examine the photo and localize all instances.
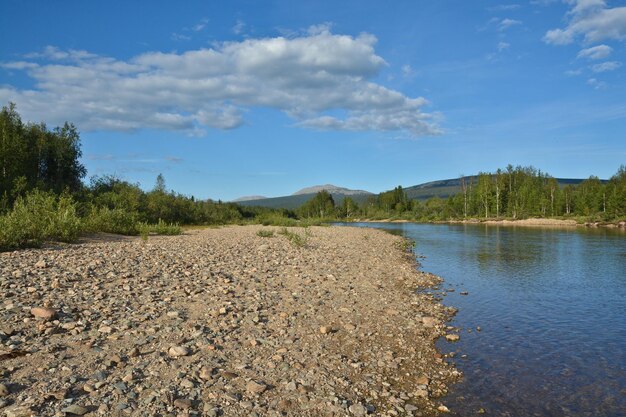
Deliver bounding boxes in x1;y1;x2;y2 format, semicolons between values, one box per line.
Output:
336;223;626;417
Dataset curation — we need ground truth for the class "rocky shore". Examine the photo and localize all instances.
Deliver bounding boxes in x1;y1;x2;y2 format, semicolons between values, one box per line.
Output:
1;225;459;416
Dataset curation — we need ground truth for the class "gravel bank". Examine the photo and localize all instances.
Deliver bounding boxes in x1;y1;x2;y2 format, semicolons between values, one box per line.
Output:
0;225;459;416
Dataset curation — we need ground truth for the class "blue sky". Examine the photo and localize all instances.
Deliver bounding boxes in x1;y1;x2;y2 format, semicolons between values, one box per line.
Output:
1;0;625;200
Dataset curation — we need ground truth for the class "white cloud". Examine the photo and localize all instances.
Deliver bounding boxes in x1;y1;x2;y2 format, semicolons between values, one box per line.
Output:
544;1;626;45
171;33;191;41
488;4;521;12
591;60;622;72
587;77;607;89
565;68;583;75
497;41;511;51
0;29;439;137
232;19;245;35
577;44;613;59
498;18;523;31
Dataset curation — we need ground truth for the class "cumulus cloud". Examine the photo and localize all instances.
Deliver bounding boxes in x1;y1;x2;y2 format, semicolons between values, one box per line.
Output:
0;28;439;137
544;1;626;45
577;44;613;59
498;18;523;31
591;60;622;72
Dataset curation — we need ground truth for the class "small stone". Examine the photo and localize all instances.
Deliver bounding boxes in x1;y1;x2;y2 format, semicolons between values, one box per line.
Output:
414;388;428;398
98;325;112;334
405;404;418;412
422;317;437;328
199;367;213;380
174;398;192;409
320;325;333;334
285;381;297;391
0;383;9;396
35;260;47;268
246;380;267;395
437;405;450;413
218;307;228;315
415;375;429;386
222;392;239;402
30;307;56;320
348;403;368;416
62;404;89;415
180;378;195;388
220;370;238;380
445;334;460;342
4;405;33;417
168;346;190;357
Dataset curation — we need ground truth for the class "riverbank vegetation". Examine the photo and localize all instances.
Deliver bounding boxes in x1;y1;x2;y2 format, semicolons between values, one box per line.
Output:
1;103;624;249
297;166;626;224
352;166;626;223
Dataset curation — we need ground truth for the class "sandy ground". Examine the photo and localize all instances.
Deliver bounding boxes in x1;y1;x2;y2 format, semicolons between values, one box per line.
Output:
0;225;459;417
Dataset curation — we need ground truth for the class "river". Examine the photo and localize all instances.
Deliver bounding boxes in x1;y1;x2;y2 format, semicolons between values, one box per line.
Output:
337;222;626;417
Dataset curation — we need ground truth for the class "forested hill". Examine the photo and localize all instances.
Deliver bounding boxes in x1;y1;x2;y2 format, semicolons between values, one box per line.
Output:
404;176;597;201
236;177;598;210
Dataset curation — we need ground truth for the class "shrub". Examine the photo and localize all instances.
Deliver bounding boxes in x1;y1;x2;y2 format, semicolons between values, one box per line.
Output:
148;219;182;235
278;227;309;247
84;206;140;235
256;229;275;238
0;190;82;251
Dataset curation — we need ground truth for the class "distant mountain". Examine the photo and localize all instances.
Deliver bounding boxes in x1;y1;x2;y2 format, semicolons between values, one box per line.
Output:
232;195;267;202
293;184;373;196
237;185;373;210
236;177;597;210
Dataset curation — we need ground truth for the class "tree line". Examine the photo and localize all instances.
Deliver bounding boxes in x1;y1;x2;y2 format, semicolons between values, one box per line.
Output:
1;102;624;249
297;166;626;222
0;103;285;249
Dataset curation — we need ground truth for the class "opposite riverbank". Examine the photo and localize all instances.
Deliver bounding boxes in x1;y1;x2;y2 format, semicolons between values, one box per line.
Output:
0;225;459;416
352;218;626;229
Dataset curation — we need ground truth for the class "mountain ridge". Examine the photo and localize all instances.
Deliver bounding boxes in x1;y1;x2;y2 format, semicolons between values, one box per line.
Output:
236;177;595;210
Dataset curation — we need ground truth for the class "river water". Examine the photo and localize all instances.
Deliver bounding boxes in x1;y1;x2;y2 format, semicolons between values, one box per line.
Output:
337;222;626;417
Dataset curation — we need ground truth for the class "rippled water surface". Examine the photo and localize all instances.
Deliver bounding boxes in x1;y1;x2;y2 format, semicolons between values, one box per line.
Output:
339;223;626;417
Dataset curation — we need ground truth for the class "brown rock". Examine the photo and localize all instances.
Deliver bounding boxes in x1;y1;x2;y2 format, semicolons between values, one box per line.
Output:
246;380;267;395
445;334;460;342
174;398;192;409
422;317;437;328
30;307;56;320
168;345;190;357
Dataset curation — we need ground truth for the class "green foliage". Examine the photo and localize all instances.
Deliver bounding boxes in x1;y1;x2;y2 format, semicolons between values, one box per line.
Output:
278;227;310;247
0;103;86;205
0;190;81;250
148;219;182;235
297;190;335;219
256;229;275;238
84;207;140;235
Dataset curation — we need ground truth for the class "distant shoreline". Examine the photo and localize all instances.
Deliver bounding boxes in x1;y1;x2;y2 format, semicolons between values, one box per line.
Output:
349;218;626;229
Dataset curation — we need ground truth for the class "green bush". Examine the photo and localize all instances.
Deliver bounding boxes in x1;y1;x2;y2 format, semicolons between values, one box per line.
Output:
84;206;140;235
278;227;309;247
256;229;275;238
0;190;82;251
145;219;182;235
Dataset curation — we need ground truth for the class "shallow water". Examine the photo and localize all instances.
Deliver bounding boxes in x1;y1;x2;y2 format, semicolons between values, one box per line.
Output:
337;223;626;417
